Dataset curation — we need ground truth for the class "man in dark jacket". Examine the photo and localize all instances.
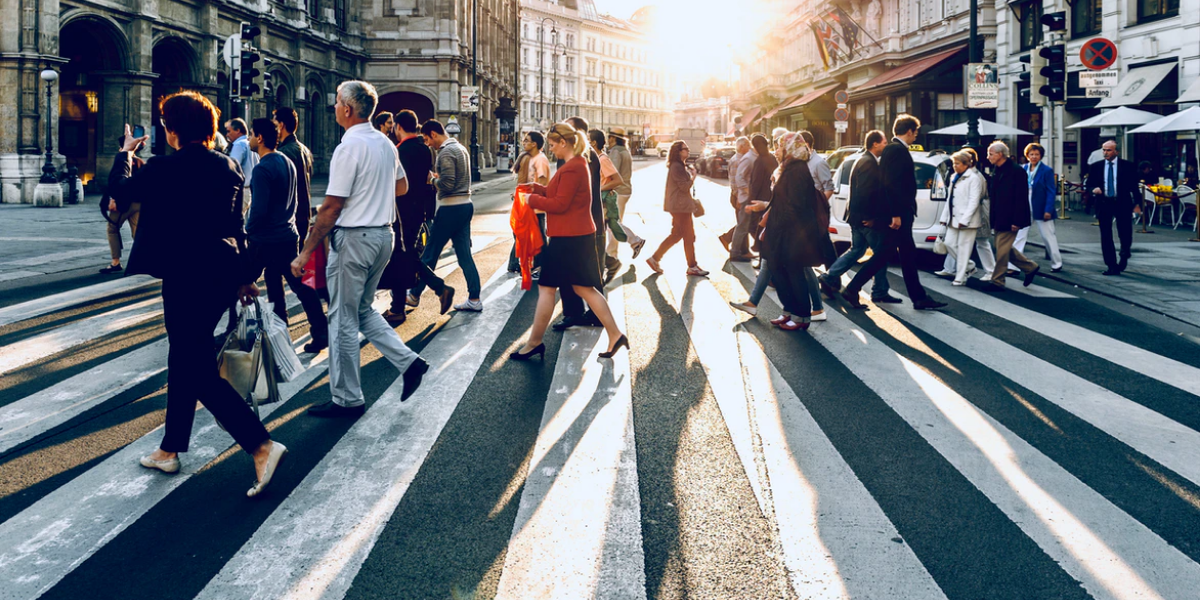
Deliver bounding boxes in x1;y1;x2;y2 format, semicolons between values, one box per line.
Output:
379;109;455;323
986;141;1039;289
819;129;897;302
839;115;946;310
1085;140;1141;275
272;108;313;251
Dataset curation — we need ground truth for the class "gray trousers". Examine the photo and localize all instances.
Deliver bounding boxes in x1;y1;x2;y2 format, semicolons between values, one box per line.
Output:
730;202;756;257
327;226;420;407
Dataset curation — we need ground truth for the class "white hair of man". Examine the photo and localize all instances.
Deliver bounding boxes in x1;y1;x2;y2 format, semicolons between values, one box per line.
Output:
337;80;379;120
735;136;750;151
771;127;789;142
988;141;1009;157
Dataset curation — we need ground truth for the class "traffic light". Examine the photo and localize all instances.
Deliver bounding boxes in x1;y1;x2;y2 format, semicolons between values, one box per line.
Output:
1041;11;1067;32
239;23;262;98
1019;50;1047;106
1039;44;1067;103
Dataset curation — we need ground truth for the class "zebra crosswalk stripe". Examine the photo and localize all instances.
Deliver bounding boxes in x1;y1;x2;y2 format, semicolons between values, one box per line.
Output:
0;276;156;328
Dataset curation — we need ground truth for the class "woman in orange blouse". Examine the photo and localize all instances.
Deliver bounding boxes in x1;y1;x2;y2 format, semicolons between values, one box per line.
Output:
511;123;628;361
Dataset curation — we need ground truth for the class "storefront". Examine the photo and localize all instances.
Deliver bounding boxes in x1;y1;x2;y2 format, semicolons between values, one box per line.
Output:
847;46;968;151
773;84;842;151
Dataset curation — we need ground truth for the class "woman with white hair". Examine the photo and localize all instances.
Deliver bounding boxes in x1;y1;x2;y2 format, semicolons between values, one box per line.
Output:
939;149;989;285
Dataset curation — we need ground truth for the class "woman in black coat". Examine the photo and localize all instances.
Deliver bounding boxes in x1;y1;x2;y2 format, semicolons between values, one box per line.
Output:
106;91;287;498
759;133;836;331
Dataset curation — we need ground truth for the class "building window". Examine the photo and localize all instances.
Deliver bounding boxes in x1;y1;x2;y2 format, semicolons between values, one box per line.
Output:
566;34;575;48
1017;0;1043;51
522;24;528;39
1138;0;1179;21
566;56;575;73
1072;0;1102;35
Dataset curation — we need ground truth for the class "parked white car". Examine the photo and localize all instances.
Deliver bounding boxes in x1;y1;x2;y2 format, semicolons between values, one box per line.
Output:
828;147;953;251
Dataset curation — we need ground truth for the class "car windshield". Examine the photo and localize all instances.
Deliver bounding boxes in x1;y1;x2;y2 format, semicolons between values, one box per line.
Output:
718;149;736;158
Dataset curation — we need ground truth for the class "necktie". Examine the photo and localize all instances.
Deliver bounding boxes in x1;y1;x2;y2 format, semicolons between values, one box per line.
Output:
1107;161;1115;197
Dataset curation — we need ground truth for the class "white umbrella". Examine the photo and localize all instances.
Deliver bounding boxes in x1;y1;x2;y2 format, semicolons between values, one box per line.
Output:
1127;106;1200;238
927;119;1033;137
1125;106;1200;134
1066;106;1161;129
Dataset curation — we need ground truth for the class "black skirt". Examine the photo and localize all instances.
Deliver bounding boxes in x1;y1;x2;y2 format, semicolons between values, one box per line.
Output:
537;234;603;289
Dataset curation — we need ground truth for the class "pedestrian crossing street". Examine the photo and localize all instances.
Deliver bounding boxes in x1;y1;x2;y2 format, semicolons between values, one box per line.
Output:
1;202;1199;600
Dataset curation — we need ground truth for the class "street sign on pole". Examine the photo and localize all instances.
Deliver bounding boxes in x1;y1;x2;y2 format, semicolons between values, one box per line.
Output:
834;121;848;133
834;107;850;122
446;115;462;135
1079;70;1118;88
1085;88;1112;98
221;34;240;68
460;86;479;113
965;63;1000;109
834;90;849;104
1080;38;1118;71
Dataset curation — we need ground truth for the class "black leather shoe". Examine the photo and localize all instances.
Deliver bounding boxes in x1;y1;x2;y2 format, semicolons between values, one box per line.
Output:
439;286;456;315
840;290;869;310
99;264;123;274
580;311;603;327
303;339;328;354
1118;259;1128;273
817;276;841;297
871;294;903;304
913;298;948;310
552;316;583;331
510;343;546;361
401;358;429;401
1101;269;1121;276
307;400;365;418
1023;266;1040;287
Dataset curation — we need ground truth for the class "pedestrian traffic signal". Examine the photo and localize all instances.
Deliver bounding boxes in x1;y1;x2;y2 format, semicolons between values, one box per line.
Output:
1038;44;1067;103
1041;11;1067;32
1019;51;1047;106
238;23;263;98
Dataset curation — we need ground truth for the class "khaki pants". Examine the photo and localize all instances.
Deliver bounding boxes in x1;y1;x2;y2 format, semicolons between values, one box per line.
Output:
991;229;1038;287
107;202;140;261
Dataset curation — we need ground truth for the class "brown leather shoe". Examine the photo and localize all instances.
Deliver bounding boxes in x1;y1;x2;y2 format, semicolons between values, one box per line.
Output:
382;309;406;325
438;286;456;315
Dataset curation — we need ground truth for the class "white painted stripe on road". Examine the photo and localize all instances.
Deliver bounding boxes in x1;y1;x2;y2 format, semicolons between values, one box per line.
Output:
916;274;1200;397
703;260;949;599
0;271;44;283
0;248;109;268
0;293;305;456
0;275;156;328
870;286;1200;491
194;268;524;600
804;302;1200;600
0;331;328;600
0;298;162;376
496;284;645;600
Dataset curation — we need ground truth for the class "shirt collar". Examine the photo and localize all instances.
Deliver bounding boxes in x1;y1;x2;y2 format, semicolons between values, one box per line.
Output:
342;122;374;140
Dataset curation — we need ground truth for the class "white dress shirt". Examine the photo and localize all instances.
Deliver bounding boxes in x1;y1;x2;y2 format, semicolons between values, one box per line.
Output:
327;122;407;228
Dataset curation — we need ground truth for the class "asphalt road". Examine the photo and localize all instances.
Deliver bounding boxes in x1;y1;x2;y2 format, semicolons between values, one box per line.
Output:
2;160;1199;600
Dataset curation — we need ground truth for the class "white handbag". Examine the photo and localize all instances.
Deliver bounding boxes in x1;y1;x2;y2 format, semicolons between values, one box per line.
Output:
933;236;949;255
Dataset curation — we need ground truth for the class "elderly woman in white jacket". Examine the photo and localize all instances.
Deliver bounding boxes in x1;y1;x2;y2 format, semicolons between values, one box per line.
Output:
939;149;994;285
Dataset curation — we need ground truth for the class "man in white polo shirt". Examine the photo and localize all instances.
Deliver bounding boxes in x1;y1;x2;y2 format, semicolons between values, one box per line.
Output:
292;80;429;418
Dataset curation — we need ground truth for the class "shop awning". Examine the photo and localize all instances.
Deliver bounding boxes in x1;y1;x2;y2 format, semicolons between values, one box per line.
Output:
736;106;763;130
1178;77;1200;104
761;93;804;121
1097;62;1176;108
854;46;965;93
774;84;842;116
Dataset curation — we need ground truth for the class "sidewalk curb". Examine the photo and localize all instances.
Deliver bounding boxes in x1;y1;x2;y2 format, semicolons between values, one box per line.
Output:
1022;240;1200;329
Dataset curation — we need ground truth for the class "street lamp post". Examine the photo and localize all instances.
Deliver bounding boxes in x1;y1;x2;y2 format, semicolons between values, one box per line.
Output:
552;41;565;123
965;0;981;151
599;78;606;131
539;18;556;127
39;69;58;184
470;0;481;182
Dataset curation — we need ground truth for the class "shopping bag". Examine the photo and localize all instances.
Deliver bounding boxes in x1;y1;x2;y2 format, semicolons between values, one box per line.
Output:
933;236;948;255
216;301;280;421
261;300;303;382
301;242;327;291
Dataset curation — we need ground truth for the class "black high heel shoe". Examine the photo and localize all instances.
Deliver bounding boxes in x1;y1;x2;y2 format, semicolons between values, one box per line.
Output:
510;343;546;361
599;335;629;359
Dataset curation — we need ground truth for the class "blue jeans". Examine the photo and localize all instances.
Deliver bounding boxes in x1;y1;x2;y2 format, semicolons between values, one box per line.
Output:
824;225;890;298
410;203;481;299
749;259;822;311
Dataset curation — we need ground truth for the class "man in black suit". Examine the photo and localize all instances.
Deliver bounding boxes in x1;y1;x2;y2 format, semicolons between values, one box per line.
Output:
819;129;898;302
1085;140;1141;275
840;115;947;310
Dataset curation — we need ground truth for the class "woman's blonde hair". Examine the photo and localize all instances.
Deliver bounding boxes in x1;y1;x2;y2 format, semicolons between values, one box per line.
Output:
951;149;976;168
546;123;589;161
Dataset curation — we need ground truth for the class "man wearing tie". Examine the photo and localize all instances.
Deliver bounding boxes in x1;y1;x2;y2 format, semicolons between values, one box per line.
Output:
1085;140;1141;275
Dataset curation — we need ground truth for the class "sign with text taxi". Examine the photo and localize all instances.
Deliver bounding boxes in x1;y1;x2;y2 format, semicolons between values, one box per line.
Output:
460;86;479;113
445;115;462;135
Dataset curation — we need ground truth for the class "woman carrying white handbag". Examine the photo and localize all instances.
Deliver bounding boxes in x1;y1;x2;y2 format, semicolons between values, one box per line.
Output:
938;149;996;286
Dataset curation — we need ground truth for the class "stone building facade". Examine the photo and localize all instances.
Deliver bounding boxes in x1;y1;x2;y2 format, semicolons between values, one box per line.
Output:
0;0;518;203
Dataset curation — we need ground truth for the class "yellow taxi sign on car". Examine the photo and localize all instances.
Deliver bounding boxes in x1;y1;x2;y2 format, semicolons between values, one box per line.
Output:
908;144;925;152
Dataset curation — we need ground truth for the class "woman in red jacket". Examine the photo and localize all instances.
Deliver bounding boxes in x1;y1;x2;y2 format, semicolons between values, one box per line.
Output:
511;123;628;360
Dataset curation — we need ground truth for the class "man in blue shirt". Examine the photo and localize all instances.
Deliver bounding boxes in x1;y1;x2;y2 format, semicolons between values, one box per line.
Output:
226;118;258;203
246;118;328;352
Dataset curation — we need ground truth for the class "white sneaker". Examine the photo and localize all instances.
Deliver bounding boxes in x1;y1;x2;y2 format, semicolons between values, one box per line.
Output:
952;279;966;286
730;301;757;316
810;310;828;322
933;270;954;277
454;299;483;312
